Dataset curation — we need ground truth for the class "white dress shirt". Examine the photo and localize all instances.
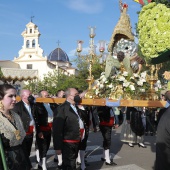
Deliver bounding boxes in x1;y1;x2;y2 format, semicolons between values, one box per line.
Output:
23;102;35;126
43;103;53;123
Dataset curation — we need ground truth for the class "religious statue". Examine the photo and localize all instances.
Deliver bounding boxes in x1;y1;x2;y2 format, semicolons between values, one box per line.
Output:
105;2;145;78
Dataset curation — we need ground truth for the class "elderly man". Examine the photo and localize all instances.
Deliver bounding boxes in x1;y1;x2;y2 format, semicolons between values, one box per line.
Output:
13;89;37;169
35;90;57;170
156;91;170;170
53;88;84;170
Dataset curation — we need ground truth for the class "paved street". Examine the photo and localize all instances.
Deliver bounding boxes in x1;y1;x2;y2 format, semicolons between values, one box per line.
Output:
30;126;156;170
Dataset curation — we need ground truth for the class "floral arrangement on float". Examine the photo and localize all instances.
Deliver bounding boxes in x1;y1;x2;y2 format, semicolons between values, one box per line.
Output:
138;2;170;61
92;70;163;100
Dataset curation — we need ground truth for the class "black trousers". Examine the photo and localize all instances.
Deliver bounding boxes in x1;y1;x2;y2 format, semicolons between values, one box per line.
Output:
36;131;51;158
22;134;33;168
99;125;112;150
62;142;79;170
79;128;89;151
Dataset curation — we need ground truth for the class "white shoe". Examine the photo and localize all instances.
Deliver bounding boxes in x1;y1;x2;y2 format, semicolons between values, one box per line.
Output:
128;143;134;147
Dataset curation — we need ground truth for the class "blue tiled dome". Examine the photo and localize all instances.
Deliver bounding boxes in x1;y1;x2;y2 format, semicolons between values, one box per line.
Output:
48;47;69;62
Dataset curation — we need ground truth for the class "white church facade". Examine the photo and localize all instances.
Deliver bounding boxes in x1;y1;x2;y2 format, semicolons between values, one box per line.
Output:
0;21;77;85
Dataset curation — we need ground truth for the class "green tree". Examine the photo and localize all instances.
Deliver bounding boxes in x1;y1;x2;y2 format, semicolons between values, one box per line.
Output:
0;67;3;78
74;56;104;90
24;56;105;94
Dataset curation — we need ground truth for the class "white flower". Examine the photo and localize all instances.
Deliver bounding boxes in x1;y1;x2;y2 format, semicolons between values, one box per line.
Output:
122;71;128;76
129;84;135;91
137;81;143;86
118;76;126;81
101;72;105;76
155;87;158;91
140;88;145;92
95;89;99;95
157;80;161;84
99;84;104;89
133;73;139;78
140;71;147;78
108;83;113;88
101;77;107;83
96;81;100;86
139;78;146;83
99;75;105;80
155;80;162;88
123;82;130;87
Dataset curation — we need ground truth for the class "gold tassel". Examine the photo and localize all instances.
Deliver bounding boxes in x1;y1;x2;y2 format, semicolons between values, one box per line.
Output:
14;130;21;140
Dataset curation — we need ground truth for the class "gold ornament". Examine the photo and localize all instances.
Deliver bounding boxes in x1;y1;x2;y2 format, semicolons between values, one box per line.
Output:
109;85;124;99
0;101;4;110
14;130;21;140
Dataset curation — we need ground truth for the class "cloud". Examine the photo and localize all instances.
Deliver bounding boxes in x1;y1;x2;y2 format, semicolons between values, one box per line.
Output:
64;0;103;14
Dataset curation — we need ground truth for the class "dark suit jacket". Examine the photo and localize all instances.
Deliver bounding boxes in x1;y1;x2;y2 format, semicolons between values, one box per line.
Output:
53;101;80;150
13;100;38;132
97;106;111;123
34;102;58;133
156;106;170;170
35;103;48;126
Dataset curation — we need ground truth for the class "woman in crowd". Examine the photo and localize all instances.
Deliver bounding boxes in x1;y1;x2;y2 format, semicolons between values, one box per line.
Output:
120;107;146;148
0;84;30;170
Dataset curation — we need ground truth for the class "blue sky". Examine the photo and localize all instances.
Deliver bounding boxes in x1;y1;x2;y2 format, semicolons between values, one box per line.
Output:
0;0;141;63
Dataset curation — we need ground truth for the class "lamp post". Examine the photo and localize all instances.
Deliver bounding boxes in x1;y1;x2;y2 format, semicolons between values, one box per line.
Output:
76;27;106;98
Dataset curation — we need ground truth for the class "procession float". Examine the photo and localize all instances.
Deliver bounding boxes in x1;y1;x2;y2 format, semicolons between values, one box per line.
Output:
35;0;170;107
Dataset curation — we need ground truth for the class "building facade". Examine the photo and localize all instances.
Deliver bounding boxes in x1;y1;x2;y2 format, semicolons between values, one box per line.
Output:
0;21;77;87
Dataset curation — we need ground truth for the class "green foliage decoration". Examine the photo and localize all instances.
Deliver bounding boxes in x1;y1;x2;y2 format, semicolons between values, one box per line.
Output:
137;2;170;61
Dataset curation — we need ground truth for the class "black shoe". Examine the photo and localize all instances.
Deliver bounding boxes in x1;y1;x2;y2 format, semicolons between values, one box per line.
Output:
105;162;117;166
57;164;62;169
54;158;58;162
85;162;90;166
101;158;106;161
138;143;147;148
77;162;81;165
38;165;42;169
36;160;39;163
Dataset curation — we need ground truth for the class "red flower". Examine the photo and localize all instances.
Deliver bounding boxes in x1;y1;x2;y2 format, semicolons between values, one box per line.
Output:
123;3;128;8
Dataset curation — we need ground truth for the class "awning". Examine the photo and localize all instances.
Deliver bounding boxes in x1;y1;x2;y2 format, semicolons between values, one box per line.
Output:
1;68;38;81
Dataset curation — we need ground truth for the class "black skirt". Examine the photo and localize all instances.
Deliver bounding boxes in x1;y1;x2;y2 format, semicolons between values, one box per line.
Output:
1;145;30;170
